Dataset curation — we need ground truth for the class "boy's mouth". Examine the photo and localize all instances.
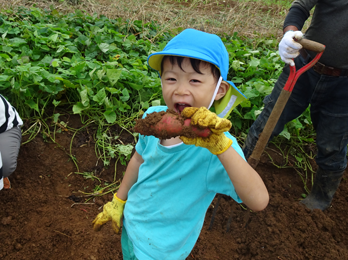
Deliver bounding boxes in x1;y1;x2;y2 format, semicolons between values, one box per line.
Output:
175;103;191;114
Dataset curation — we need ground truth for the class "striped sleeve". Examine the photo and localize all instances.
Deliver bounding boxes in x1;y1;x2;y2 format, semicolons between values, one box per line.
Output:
0;94;23;133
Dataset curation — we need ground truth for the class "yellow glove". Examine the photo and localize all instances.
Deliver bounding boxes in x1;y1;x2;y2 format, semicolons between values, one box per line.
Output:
181;107;233;155
92;193;126;233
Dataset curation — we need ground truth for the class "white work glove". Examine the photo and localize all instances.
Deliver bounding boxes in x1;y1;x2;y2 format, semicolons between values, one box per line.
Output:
278;30;303;66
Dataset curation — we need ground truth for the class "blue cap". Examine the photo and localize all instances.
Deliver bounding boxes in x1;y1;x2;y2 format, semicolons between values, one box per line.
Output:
147;29;247;118
148;29;229;78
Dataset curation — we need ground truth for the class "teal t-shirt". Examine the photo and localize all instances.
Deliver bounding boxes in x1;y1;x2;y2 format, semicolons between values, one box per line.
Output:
123;106;245;260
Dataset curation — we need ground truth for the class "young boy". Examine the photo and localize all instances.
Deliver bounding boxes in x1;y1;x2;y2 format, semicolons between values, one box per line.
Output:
93;29;269;259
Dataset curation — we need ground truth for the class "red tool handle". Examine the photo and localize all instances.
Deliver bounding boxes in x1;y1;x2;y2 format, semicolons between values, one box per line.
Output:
284;39;326;92
247;39;326;169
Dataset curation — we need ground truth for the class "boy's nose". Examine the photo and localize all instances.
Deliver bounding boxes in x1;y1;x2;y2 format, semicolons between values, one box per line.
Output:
174;83;189;95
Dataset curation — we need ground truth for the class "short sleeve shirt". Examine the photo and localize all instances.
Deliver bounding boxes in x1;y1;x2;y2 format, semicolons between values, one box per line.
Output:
123;106;245;260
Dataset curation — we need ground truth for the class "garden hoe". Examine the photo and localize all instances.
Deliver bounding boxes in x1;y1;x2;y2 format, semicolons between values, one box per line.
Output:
247;38;325;169
209;38;326;232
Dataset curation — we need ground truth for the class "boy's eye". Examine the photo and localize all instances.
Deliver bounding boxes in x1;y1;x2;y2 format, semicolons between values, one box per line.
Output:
166;78;176;81
191;79;201;83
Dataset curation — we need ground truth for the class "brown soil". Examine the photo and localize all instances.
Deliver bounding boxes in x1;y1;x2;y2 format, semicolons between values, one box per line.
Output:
1;115;348;260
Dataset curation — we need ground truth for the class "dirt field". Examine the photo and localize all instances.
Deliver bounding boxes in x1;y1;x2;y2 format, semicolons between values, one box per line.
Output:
1;114;348;260
0;1;347;259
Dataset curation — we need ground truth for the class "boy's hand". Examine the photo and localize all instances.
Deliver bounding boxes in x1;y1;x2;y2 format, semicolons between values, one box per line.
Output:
180;107;232;155
92;193;126;233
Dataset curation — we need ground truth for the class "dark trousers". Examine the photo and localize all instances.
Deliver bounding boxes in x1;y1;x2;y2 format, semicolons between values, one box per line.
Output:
243;54;348;173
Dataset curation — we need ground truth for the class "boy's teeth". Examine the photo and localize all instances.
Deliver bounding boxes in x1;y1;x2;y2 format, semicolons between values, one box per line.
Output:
176;103;191;113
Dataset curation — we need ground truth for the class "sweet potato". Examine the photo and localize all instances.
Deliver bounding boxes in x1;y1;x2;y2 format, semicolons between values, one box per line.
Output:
134;110;211;139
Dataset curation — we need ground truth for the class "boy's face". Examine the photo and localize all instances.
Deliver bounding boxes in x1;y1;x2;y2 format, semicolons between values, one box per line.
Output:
161;57;219;114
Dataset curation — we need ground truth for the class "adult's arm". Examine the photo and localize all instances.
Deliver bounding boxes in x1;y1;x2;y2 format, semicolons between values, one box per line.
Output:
217;147;269;212
283;5;310;32
116;151;144;201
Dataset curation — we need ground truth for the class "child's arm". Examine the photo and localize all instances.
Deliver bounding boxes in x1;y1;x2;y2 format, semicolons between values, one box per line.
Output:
181;107;269;211
92;151;143;233
217;147;269;211
116;151;144;200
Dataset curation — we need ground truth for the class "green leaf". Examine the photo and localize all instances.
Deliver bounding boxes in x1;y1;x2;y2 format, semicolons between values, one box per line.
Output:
279;128;291;140
56;46;65;53
66;46;79;53
231;77;243;84
2;31;8;40
93;88;106;104
98;43;109;53
41;55;53;65
79;89;89;107
249;58;260;68
104;109;116;124
128;82;143;90
49;33;59;42
106;87;120;94
72;62;86;76
9;38;27;47
295;155;303;163
77;35;91;46
52;100;61;107
106;69;122;87
116;144;134;157
62;79;76;89
239;100;251;108
25;100;39;112
141;101;149;109
97;70;105;81
151;99;161;106
120;88;130;102
2;46;12;53
73;102;88;114
232;60;243;71
104;97;113;108
51;59;60;67
53;113;60;123
0;53;11;61
0;75;10;81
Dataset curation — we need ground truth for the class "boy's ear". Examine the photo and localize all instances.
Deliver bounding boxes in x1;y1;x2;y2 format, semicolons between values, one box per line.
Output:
214;81;230;101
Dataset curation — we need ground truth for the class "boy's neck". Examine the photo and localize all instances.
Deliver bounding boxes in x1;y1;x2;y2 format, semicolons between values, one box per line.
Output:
160;136;183;146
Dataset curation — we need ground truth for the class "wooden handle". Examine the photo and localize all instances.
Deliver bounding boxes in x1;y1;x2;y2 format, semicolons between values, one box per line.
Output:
247;89;292;169
298;38;325;53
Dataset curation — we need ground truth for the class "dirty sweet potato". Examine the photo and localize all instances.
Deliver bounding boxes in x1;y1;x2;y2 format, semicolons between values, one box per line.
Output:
133;109;211;139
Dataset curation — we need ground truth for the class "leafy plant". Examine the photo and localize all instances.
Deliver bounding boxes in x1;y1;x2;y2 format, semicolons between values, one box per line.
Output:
1;6;318;194
0;7;165;123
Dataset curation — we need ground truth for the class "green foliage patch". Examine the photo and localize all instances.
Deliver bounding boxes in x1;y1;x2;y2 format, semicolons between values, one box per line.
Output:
0;6;171;122
0;6;316;189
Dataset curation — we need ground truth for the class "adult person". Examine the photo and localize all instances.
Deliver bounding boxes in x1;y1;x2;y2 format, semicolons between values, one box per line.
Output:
0;94;23;190
243;0;348;211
